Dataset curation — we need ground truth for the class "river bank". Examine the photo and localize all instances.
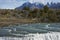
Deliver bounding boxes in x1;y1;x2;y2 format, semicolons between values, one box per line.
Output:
0;17;60;27
0;18;40;27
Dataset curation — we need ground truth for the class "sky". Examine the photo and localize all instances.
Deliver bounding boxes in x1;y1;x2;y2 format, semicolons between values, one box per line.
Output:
0;0;60;9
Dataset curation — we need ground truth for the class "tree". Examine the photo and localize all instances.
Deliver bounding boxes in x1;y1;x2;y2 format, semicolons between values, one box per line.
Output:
23;6;30;11
28;8;39;18
43;5;49;13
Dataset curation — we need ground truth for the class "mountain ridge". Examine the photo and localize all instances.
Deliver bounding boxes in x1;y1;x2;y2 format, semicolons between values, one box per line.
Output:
15;2;60;9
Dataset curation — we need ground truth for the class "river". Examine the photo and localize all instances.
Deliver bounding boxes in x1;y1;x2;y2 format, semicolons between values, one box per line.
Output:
0;23;60;40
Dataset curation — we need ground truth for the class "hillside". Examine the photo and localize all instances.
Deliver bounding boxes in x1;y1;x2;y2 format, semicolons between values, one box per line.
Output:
0;3;60;27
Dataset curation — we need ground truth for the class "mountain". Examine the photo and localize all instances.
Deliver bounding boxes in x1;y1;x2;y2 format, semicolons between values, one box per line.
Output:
16;2;32;10
31;2;44;9
15;2;44;10
47;2;60;9
15;2;60;10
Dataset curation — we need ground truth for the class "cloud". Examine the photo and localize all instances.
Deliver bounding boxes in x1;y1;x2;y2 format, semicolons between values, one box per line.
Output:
0;0;60;9
29;0;45;4
0;0;27;9
0;0;26;2
0;0;50;9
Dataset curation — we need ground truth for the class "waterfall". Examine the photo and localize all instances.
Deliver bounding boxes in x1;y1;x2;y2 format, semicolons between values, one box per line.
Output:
0;32;60;40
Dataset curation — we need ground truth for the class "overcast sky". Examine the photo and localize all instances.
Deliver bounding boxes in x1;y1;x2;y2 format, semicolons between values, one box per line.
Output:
0;0;60;9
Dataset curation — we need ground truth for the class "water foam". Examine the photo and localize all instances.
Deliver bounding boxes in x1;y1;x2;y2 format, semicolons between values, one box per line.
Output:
0;32;60;40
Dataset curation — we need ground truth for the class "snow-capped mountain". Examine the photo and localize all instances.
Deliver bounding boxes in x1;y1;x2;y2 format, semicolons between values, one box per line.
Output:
15;2;60;10
15;2;44;10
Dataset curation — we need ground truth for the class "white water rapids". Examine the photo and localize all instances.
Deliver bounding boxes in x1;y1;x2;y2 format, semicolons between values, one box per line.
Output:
0;32;60;40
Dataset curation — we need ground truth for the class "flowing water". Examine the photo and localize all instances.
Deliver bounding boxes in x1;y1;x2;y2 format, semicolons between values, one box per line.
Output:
0;23;60;40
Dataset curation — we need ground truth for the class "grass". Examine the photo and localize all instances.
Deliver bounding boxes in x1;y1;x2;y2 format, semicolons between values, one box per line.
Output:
0;17;39;27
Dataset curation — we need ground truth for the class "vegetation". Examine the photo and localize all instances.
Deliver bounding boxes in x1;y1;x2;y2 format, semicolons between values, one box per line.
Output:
0;5;60;23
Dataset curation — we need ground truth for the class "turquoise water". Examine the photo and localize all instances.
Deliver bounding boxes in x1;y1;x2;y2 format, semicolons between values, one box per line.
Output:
0;23;60;36
0;23;60;40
